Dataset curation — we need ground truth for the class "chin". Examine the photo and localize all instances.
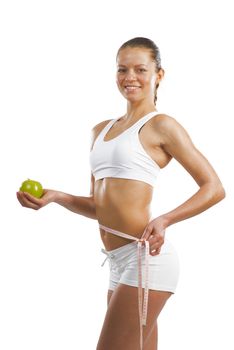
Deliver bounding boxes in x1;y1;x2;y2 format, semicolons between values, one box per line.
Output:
123;94;142;103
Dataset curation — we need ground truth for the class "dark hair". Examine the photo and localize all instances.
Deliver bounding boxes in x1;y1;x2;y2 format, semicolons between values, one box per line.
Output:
117;37;163;105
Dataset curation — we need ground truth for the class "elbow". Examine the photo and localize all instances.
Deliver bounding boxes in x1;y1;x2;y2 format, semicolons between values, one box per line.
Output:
213;182;226;204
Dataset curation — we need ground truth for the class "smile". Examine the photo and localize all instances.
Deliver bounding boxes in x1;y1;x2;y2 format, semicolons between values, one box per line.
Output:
124;85;141;91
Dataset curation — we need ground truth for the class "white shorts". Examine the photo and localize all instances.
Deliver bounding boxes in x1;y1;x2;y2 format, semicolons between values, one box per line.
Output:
102;239;180;293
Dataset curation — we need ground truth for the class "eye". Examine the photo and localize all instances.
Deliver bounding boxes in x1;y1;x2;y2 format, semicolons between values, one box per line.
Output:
117;68;127;73
138;68;147;73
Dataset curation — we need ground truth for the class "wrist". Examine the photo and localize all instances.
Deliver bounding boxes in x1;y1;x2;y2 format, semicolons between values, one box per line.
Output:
53;191;66;204
157;214;172;229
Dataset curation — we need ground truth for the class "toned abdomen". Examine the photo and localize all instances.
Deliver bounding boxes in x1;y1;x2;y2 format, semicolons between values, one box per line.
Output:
94;177;154;250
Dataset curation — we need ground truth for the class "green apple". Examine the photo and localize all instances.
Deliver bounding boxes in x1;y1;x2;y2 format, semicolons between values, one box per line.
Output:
20;179;43;198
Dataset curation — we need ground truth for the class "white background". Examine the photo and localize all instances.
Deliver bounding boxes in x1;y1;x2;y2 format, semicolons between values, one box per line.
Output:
0;0;233;349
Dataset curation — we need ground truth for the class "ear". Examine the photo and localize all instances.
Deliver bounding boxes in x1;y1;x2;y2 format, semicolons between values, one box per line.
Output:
157;68;165;83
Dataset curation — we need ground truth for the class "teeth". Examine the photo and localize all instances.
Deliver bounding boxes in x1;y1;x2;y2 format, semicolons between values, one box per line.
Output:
125;86;140;90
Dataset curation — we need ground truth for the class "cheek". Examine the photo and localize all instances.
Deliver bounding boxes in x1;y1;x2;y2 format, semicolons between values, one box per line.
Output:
116;77;121;88
116;80;124;94
116;74;125;87
139;73;155;85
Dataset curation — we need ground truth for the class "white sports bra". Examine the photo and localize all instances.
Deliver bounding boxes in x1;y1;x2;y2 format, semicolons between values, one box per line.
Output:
89;111;162;187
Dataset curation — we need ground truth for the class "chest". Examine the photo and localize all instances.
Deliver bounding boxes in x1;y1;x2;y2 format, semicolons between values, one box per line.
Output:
104;117;164;167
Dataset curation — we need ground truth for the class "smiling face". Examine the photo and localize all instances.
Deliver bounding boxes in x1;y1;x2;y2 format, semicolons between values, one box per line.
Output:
116;47;164;105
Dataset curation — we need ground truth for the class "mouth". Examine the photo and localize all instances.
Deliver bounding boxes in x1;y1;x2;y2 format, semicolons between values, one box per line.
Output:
124;85;141;92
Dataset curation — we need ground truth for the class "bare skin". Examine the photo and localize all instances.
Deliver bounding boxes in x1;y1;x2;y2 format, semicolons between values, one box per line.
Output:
92;111;172;252
17;46;225;349
96;286;172;350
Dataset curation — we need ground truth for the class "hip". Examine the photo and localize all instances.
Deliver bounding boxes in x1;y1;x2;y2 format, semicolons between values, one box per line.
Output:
101;238;180;291
103;238;179;267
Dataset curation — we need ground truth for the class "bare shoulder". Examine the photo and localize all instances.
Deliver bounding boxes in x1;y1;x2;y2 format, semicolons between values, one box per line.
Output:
153;113;186;132
91;118;113;138
92;118;113;131
152;113;192;144
90;118;113;150
153;113;219;186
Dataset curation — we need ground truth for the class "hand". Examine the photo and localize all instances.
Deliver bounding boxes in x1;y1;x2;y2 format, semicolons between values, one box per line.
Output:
141;217;167;256
16;189;57;210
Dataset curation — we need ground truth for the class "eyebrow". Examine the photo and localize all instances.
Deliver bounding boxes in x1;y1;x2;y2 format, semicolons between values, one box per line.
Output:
117;64;148;67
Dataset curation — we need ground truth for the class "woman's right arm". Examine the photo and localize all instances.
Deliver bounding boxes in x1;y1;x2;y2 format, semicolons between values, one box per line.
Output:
16;173;97;220
53;172;97;220
17;120;110;219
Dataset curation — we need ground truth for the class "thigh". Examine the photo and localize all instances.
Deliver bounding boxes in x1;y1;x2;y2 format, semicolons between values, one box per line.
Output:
97;283;172;350
107;289;114;306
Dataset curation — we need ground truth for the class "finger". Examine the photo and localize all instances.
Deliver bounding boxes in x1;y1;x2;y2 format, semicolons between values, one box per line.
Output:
17;192;40;210
16;192;26;206
150;248;161;256
141;226;153;240
18;198;40;210
151;234;164;247
139;234;154;247
150;244;159;253
150;249;156;255
150;240;163;253
21;191;43;206
150;242;162;254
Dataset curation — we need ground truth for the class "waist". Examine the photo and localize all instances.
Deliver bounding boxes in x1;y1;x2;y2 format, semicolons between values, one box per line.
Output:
95;178;153;250
98;212;152;251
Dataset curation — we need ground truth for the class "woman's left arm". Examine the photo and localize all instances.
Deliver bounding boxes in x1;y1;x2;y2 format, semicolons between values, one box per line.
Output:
142;115;226;255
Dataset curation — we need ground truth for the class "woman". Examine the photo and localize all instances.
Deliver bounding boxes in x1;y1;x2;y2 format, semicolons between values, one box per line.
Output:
17;37;225;350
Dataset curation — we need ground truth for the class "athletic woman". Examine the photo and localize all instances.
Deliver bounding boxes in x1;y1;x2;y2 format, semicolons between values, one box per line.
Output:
17;37;225;350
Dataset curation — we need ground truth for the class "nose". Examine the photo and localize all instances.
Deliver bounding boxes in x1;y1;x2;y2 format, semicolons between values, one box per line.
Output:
124;69;137;81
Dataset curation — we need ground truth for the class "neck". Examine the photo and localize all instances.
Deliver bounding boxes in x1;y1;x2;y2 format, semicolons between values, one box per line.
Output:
125;100;157;121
